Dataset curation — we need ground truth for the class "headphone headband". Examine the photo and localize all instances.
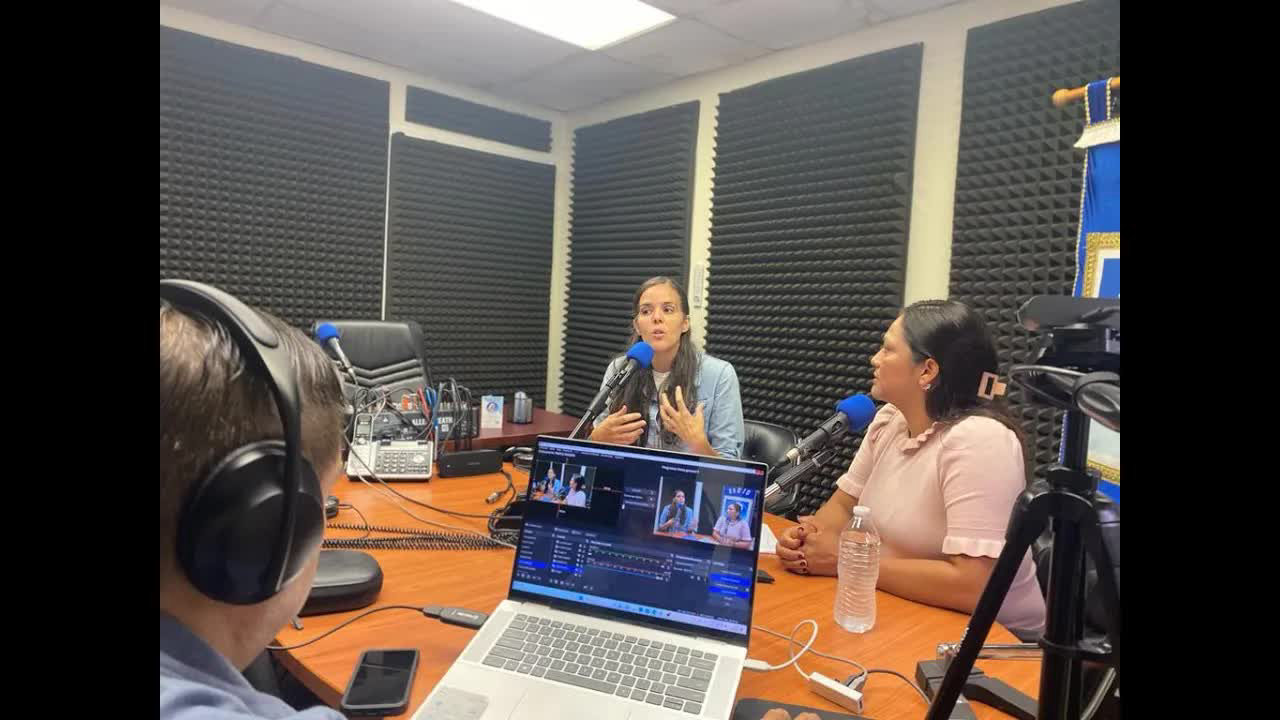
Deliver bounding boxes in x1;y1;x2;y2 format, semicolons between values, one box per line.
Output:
160;279;304;598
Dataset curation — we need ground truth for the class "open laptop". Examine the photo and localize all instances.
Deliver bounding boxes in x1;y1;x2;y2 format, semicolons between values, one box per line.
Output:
411;435;768;720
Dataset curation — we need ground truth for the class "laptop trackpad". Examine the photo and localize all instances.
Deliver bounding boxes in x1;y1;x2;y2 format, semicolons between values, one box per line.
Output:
508;685;634;720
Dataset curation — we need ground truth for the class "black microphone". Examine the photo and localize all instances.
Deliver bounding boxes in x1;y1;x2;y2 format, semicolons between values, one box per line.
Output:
782;394;877;464
569;341;655;440
314;322;359;386
763;449;834;507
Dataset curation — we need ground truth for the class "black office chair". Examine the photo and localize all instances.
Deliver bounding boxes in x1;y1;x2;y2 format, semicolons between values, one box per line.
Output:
309;319;431;397
743;420;801;518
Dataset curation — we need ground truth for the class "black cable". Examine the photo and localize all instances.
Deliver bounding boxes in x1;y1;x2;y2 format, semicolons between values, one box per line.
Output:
847;668;931;705
323;534;505;551
450;378;460;446
372;476;502;519
337;504;371;538
453;379;468;451
342;433;499;518
384;403;416;432
267;605;423;651
435;379;465;458
441;379;474;451
324;517;508;550
463;384;473;451
339;434;517;548
326;521;490;537
487;469;522;546
345;386;384;439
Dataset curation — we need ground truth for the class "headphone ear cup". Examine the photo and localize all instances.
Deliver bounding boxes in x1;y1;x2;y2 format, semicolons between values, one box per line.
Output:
178;440;323;605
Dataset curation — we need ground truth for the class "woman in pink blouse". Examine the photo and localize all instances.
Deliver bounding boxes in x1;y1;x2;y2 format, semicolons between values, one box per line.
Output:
776;300;1046;637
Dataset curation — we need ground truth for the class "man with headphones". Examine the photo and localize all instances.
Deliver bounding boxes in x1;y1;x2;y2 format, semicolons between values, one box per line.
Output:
157;280;825;720
160;280;348;719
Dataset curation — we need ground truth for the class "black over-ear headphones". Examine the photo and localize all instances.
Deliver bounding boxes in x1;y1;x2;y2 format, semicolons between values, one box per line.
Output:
161;279;325;605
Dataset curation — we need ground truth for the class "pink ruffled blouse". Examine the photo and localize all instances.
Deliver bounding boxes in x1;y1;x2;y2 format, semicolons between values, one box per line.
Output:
835;403;1046;634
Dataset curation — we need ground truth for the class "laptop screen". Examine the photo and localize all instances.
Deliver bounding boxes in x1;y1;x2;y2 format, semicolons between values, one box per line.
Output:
508;436;767;646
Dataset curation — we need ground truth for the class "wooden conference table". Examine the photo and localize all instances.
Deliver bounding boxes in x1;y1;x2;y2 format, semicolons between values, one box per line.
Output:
273;466;1040;719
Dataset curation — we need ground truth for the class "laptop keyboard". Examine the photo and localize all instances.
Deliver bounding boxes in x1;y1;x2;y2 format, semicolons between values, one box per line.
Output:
480;613;720;715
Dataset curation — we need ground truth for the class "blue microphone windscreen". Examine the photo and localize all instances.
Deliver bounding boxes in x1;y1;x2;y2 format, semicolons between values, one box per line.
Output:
836;394;877;431
314;322;340;342
626;341;655;369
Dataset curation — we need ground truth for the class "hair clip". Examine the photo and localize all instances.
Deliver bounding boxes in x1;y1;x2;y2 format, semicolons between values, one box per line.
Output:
978;372;1007;400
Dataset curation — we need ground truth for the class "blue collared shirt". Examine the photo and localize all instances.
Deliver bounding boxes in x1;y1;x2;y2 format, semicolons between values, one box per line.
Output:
594;352;745;459
160;612;345;720
658;504;695;532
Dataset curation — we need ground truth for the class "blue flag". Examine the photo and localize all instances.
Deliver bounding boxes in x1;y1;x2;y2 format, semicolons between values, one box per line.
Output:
1063;78;1120;503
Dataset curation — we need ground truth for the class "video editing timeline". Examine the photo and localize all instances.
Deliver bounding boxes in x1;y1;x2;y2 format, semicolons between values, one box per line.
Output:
513;522;755;634
520;526;674;589
587;546;670;583
510;440;765;637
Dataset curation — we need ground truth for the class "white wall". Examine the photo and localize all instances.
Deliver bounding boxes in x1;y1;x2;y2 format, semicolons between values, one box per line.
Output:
160;5;573;408
562;0;1079;366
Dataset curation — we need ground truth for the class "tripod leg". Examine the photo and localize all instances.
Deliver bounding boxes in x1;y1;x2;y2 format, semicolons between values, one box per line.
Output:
1039;498;1090;719
925;491;1048;720
1082;500;1121;661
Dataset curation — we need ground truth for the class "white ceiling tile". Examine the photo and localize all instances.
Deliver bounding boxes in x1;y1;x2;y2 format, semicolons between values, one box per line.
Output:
170;0;962;108
402;50;530;90
531;53;677;96
495;80;609;112
645;0;737;15
281;0;580;61
402;14;583;87
495;53;677;110
262;0;583;89
253;3;424;71
604;18;768;76
162;0;273;27
696;0;872;51
864;0;960;19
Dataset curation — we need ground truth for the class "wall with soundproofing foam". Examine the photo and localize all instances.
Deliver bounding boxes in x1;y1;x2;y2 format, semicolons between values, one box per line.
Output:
567;0;1081;361
407;86;553;152
560;102;700;417
160;25;390;327
385;134;556;404
705;45;922;515
160;7;569;409
558;0;1099;504
949;0;1120;481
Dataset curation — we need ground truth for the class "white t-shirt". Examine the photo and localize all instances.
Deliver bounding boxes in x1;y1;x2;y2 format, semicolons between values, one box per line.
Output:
652;369;670;389
565;490;587;507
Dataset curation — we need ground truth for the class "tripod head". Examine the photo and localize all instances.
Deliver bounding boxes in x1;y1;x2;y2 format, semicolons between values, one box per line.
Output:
1009;296;1120;434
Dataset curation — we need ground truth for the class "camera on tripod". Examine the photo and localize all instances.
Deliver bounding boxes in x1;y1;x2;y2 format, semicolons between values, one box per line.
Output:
1011;296;1119;432
924;296;1121;720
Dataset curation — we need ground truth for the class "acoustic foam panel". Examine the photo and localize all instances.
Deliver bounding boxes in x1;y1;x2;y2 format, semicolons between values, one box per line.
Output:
706;45;923;516
949;0;1120;482
385;134;555;405
561;102;700;417
406;86;552;152
160;26;389;327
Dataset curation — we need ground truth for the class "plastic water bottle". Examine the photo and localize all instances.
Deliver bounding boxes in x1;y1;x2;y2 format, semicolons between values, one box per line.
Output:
834;505;881;633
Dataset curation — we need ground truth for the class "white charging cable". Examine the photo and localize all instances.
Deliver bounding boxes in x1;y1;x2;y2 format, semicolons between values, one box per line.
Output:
744;619;819;676
744;619;868;713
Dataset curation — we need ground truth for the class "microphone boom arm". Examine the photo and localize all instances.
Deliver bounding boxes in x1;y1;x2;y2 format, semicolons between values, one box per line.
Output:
570;361;641;440
763;448;835;510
